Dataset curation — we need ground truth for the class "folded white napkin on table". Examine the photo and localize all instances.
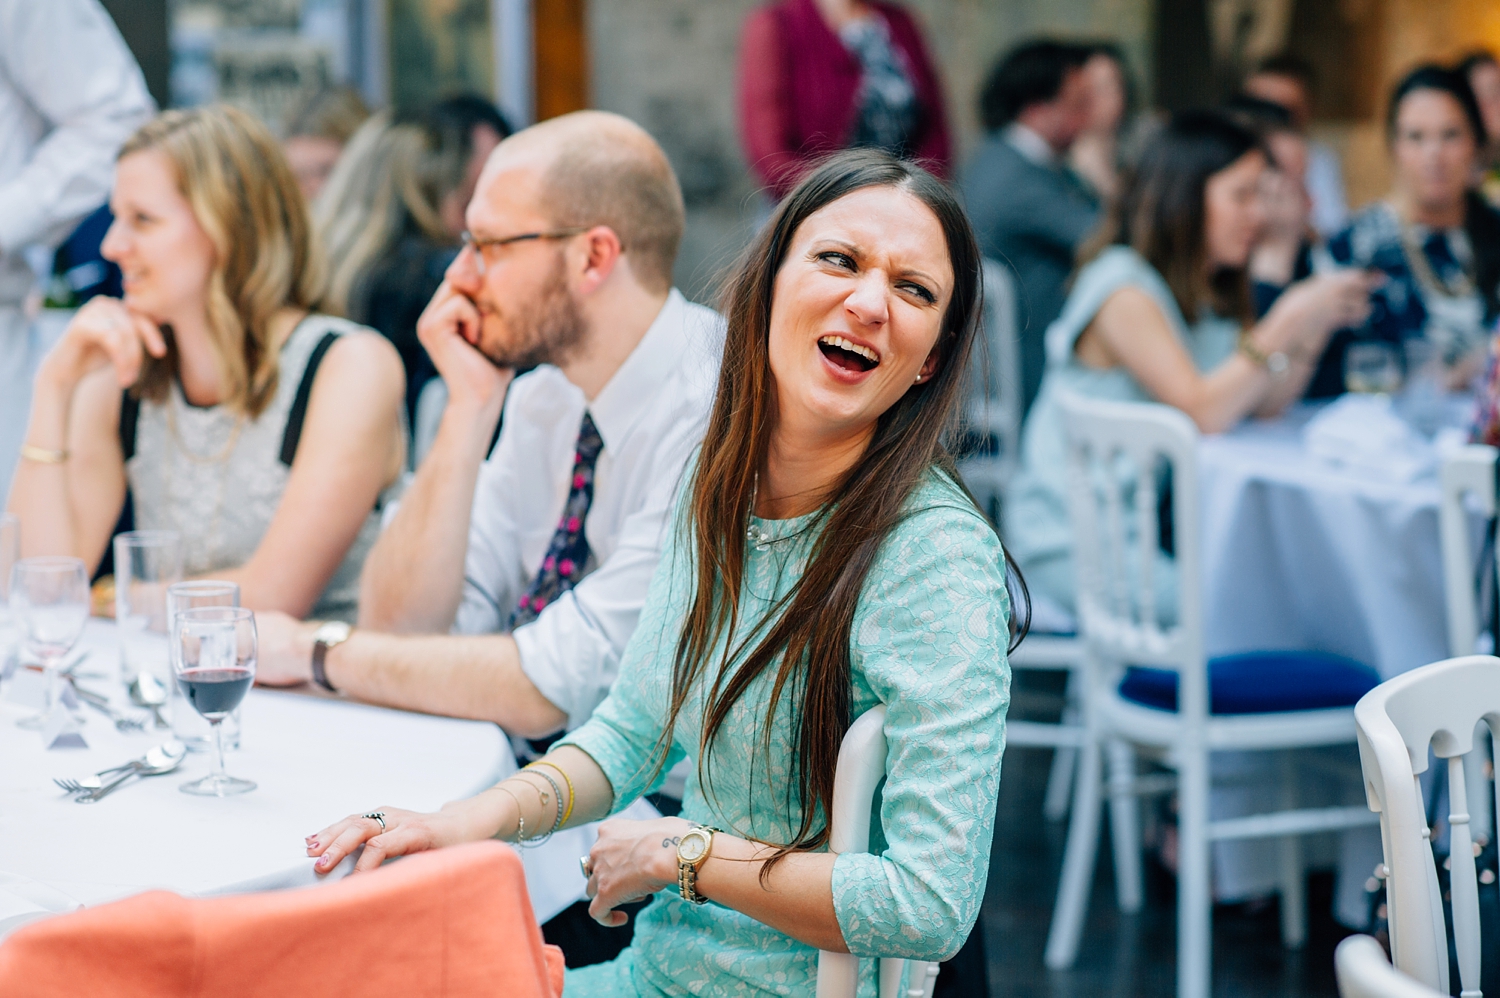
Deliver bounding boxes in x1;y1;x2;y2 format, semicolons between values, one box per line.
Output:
1303;394;1435;483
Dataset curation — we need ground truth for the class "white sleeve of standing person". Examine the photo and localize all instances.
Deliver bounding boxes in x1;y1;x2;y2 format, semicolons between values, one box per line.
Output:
0;0;155;255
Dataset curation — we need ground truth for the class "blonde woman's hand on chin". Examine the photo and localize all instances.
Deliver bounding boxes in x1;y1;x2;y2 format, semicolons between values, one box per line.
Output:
40;296;167;393
584;816;695;927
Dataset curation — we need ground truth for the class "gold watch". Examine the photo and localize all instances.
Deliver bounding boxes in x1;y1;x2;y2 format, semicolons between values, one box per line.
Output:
311;621;352;693
676;825;720;904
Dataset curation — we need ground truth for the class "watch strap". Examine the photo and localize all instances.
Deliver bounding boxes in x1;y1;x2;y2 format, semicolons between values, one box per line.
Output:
677;826;721;905
311;638;338;693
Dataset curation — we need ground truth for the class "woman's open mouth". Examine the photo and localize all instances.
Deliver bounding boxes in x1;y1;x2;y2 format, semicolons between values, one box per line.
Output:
817;335;880;374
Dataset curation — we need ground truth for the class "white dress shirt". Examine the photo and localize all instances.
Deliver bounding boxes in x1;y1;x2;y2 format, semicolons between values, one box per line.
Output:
1003;121;1060;168
1306;139;1350;241
453;289;723;730
0;0;153;302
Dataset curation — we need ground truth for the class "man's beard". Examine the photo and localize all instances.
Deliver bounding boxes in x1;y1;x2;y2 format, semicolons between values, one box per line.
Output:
478;255;587;370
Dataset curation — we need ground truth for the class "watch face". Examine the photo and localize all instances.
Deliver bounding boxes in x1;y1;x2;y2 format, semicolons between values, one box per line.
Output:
317;621;352;644
679;831;708;863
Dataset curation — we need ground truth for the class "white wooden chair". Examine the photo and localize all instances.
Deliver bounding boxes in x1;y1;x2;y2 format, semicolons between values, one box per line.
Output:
1438;445;1500;851
816;706;940;998
1355;654;1500;997
957;258;1086;822
1043;394;1383;998
1335;935;1445;998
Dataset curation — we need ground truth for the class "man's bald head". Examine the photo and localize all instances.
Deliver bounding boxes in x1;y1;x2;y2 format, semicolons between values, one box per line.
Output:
482;111;685;294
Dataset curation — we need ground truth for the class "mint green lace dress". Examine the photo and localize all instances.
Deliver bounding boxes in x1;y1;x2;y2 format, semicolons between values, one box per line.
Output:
557;470;1012;997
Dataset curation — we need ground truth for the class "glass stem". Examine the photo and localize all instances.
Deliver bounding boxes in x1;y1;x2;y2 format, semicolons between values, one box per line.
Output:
43;658;58;717
210;717;227;783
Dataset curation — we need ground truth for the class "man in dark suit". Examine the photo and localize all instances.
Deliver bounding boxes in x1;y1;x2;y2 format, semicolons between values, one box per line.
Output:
961;40;1100;416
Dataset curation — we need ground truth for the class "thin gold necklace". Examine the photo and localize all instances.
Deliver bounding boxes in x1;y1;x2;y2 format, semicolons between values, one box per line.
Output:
1395;205;1475;300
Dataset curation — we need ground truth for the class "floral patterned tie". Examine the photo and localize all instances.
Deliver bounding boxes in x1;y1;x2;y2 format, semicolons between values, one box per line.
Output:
509;412;603;629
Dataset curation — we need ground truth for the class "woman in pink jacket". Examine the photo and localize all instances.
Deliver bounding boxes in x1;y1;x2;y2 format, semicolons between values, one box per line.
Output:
739;0;952;200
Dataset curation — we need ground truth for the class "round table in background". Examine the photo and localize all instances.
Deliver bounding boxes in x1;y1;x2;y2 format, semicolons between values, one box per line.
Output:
1197;408;1456;680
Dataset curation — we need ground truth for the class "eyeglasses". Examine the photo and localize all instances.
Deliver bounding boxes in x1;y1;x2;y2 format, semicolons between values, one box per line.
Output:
460;227;590;274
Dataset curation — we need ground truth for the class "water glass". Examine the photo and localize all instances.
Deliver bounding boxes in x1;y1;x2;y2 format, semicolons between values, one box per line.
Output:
1344;341;1403;395
114;530;182;688
173;606;256;797
166;581;241;750
0;513;17;678
11;557;90;730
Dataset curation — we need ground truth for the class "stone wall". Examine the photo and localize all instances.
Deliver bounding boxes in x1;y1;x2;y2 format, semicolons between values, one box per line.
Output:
587;0;1155;300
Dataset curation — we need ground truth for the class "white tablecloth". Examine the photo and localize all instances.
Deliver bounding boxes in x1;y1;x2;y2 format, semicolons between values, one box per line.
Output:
0;620;644;932
1198;409;1452;679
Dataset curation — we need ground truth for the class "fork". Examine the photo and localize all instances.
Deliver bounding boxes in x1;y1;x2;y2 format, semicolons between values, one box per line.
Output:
54;761;135;795
68;682;147;732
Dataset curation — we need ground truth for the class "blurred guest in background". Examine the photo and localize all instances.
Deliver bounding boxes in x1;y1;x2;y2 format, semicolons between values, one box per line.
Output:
1457;50;1500;207
1222;95;1318;317
1244;54;1349;240
961;39;1098;416
7;105;406;622
317;95;511;429
1067;42;1135;206
0;0;153;507
738;0;951;200
1005;110;1375;614
282;85;370;203
1308;65;1500;398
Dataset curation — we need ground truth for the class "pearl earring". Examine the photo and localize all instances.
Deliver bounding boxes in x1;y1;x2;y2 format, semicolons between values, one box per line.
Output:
914;373;924;384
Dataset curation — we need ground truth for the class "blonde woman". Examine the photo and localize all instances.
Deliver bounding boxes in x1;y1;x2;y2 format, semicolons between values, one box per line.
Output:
8;104;406;621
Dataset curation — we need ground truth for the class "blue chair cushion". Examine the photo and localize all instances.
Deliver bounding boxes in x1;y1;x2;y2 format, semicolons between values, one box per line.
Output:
1118;651;1380;715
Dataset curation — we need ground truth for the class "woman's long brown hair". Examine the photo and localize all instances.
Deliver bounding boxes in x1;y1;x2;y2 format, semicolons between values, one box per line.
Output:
651;150;1027;871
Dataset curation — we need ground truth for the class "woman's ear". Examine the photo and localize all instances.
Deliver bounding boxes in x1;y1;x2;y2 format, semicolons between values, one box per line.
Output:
914;351;940;384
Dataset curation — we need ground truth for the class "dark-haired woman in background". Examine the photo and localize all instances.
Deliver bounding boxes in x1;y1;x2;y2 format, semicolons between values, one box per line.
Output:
1006;110;1376;615
1458;51;1500;207
738;0;951;200
304;150;1014;996
1310;65;1500;398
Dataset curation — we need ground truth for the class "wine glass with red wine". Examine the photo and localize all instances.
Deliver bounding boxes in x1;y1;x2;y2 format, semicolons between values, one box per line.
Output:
172;606;256;797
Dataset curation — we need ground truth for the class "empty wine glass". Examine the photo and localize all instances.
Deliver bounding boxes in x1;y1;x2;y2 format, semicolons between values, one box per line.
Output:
1344;341;1403;395
0;513;18;678
12;557;90;730
173;606;256;797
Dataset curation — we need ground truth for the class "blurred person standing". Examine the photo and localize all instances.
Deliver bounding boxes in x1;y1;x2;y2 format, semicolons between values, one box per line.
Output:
317;95;511;430
0;0;153;505
1457;50;1500;207
960;40;1098;416
738;0;951;200
1308;65;1500;398
7;105;407;622
283;85;371;203
1067;42;1135;206
1244;54;1349;240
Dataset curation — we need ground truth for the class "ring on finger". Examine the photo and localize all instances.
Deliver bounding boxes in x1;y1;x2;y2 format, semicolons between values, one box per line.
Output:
362;811;387;833
579;855;593;878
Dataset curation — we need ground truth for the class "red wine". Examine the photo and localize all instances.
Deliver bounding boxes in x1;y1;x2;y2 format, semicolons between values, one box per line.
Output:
180;667;253;718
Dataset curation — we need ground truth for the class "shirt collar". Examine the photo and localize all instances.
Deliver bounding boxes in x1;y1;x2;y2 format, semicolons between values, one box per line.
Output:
1003;122;1058;167
586;288;695;452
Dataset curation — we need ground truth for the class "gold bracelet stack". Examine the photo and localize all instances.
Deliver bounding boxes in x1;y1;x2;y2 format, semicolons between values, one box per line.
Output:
520;769;565;841
19;444;68;464
527;761;576;825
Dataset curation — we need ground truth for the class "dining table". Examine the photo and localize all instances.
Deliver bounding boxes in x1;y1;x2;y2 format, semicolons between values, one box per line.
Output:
0;618;651;939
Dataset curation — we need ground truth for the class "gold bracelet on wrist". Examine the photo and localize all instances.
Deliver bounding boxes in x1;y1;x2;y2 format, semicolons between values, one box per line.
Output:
20;443;68;464
1237;334;1290;377
527;761;575;825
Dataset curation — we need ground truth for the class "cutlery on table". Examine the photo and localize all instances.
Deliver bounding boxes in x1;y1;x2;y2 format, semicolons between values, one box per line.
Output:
74;741;186;804
67;681;147;732
128;672;170;729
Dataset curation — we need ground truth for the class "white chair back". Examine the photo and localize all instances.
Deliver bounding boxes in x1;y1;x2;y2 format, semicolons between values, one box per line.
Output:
957;260;1023;522
815;706;939;998
1354;654;1500;996
1439;445;1499;658
1059;394;1205;706
1335;935;1445;998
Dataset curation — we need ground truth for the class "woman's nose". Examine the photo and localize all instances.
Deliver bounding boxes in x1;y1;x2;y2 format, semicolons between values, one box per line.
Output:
845;272;889;326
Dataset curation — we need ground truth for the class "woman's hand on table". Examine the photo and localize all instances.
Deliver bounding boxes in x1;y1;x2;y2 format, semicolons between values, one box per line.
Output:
307;798;495;874
584;816;694;927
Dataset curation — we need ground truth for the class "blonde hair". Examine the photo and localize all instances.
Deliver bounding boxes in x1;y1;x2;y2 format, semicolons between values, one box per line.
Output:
314;113;466;317
286;85;370;144
122;104;327;418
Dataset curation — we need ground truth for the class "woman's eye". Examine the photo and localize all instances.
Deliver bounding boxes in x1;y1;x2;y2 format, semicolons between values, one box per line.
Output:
818;251;855;269
900;282;936;304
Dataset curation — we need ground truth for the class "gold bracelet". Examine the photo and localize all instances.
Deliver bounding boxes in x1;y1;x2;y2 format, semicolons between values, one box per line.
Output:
495;785;530;846
20;443;68;464
1236;334;1289;376
527;761;575;825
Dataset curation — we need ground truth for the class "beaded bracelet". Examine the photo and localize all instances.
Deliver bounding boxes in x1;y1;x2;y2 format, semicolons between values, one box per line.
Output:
527;761;576;826
520;768;565;838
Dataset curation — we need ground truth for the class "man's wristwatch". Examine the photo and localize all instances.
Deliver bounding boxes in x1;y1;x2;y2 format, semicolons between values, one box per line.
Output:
676;824;721;905
311;621;353;693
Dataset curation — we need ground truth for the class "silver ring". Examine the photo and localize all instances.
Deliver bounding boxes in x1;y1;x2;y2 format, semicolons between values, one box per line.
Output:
579;855;593;878
362;811;387;833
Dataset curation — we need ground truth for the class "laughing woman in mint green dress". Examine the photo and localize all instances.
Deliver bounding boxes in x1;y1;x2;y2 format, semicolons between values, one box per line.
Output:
309;150;1019;997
